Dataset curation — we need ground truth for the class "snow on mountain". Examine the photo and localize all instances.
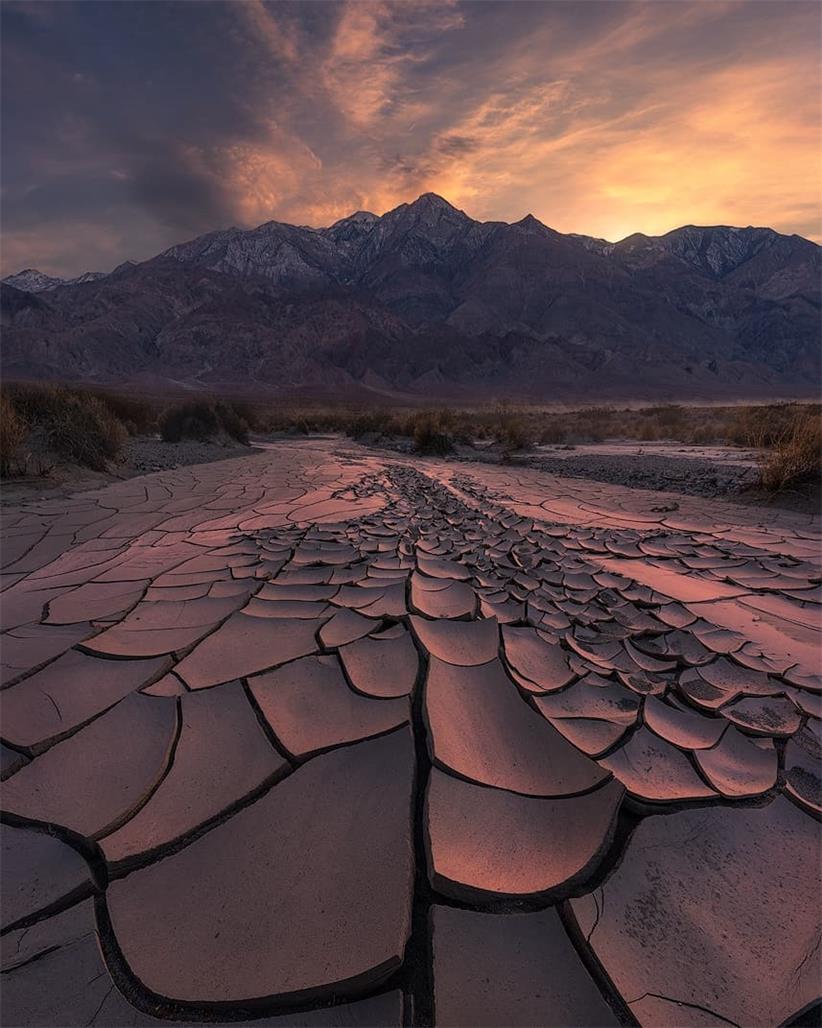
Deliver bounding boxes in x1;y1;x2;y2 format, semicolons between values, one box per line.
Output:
2;268;106;292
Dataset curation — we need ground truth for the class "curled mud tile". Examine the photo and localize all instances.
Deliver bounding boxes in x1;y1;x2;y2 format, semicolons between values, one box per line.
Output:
687;598;818;678
783;666;822;693
565;634;624;672
643;695;726;750
1;743;29;778
411;574;476;619
330;585;380;610
616;669;668;696
141;672;187;696
698;656;782;697
570;796;821;1027
1;824;93;930
3;897;399;1028
690;623;747;655
357;581;407;618
0;622;96;687
143;582;211;601
257;583;337;602
740;592;820;632
501;626;575;692
410;615;500;667
100;682;287;865
788;687;822;720
693;725;777;798
1;693;177;838
721;695;802;736
242;597;331;620
431;905;619;1028
0;900;120;1027
416;554;472;581
730;642;792;675
622;639;677;673
655;602;697;629
480;595;525;624
599;726;717;803
546;717;629;758
174;612;318;689
44;580;147;625
784;722;822;814
426;769;623;901
107;729;415;1005
676;667;741;710
532;675;640;725
81;594;246;659
425;657;608;797
81;622;220;659
250;654;409;757
597;557;747;604
1;651;170;751
271;566;335;586
319;608;376;648
339;629;419;698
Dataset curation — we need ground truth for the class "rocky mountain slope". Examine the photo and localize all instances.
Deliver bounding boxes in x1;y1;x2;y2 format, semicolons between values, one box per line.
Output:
2;194;819;399
3;268;105;292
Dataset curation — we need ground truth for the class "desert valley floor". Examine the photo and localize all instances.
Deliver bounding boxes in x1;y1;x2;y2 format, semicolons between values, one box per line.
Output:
1;438;820;1028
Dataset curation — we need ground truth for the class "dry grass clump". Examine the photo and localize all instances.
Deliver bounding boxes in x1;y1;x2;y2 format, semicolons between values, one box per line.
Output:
726;404;799;448
87;389;156;436
411;411;456;456
759;411;821;492
158;400;250;445
0;394;27;476
492;404;531;452
345;409;394;439
2;382;126;473
539;421;568;444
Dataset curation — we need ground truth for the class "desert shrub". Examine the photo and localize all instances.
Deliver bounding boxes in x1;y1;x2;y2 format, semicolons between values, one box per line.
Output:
87;389;156;435
224;399;262;432
539;422;568;444
159;401;219;442
643;405;684;435
3;382;125;471
759;412;821;492
213;402;250;444
412;411;455;456
158;400;249;444
493;404;531;451
726;404;798;448
0;394;26;476
346;409;393;439
689;422;720;445
637;421;658;442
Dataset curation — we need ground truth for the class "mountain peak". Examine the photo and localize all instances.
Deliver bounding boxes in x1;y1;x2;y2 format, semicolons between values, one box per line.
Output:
323;210;379;245
515;213;549;233
328;210;378;229
410;192;461;213
2;268;66;292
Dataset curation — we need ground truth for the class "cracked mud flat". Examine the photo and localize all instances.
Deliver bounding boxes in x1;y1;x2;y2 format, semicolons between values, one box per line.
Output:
1;438;820;1028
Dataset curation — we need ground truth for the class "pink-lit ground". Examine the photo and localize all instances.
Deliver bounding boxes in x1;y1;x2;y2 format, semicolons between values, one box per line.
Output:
1;438;820;1026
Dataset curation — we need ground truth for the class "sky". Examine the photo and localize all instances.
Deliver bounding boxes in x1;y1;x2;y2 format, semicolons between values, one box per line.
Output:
2;0;820;278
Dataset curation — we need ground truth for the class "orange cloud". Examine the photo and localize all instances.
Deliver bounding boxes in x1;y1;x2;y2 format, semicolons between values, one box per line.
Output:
3;0;819;277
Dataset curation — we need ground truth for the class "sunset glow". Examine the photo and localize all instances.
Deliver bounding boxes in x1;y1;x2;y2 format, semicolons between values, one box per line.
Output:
2;0;820;277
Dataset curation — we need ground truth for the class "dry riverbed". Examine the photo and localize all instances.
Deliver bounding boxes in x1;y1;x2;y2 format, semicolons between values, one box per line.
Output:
1;436;819;1027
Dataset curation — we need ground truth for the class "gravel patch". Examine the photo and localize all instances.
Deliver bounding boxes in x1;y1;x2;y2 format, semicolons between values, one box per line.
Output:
523;452;760;499
123;437;258;474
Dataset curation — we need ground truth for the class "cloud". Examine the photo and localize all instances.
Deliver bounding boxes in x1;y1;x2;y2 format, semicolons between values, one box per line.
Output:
2;0;819;276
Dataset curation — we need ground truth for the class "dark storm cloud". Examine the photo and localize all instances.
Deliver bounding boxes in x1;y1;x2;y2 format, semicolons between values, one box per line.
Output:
2;0;819;277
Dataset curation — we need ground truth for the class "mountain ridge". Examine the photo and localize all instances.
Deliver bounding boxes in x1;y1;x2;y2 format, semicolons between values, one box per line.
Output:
2;194;819;400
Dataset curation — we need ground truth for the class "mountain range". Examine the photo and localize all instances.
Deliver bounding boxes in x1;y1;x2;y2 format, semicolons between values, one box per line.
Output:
2;193;819;400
